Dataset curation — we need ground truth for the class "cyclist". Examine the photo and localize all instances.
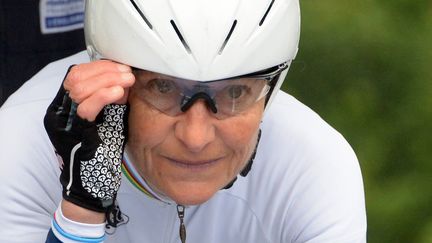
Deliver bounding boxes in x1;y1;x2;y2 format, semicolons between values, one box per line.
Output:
0;0;366;242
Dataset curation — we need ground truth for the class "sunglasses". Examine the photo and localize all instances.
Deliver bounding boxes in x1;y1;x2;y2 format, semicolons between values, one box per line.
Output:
132;62;288;119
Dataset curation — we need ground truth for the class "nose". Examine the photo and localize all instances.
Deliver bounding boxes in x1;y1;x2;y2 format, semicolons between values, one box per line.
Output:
175;99;216;153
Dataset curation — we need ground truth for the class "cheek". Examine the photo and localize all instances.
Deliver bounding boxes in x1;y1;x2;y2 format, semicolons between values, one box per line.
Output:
224;100;263;143
227;118;260;144
126;97;174;185
219;102;263;166
126;95;171;155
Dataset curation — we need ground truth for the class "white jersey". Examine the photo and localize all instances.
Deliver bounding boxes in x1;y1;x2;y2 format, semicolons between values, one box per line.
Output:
0;52;366;243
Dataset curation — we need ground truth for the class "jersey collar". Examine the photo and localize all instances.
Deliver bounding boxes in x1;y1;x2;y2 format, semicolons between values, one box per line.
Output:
121;153;173;204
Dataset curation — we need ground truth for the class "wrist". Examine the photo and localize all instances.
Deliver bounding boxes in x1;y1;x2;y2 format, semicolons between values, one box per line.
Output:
51;202;106;243
61;199;106;224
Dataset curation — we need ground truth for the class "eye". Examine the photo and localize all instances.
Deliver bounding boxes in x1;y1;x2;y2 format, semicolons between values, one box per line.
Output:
225;85;249;100
147;79;176;94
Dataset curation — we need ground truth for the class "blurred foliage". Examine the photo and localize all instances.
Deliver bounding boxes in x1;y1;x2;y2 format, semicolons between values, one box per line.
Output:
283;0;432;242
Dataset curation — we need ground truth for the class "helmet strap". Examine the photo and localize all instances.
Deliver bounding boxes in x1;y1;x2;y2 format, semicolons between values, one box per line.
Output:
223;129;261;189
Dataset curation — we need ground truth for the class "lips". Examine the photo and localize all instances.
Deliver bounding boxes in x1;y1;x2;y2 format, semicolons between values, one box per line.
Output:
163;156;222;170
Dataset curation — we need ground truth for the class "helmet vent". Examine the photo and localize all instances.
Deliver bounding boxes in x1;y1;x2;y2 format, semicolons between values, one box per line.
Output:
170;20;192;54
259;0;275;26
218;20;238;55
130;0;153;29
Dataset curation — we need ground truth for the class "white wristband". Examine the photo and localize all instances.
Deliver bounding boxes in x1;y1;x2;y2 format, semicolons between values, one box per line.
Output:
52;204;106;242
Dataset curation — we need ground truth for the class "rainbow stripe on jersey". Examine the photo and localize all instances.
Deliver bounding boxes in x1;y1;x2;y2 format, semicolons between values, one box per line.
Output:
121;156;162;201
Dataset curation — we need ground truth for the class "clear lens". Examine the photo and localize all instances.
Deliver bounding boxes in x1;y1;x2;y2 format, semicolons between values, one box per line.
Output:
132;64;285;119
213;78;269;116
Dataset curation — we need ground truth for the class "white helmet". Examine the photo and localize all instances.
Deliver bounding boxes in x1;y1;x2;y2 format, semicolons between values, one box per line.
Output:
85;0;300;105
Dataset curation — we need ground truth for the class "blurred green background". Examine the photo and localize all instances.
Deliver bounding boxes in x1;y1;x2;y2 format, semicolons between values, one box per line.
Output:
283;0;432;242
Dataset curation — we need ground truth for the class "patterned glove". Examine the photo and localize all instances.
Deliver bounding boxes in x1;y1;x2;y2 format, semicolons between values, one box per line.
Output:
44;83;128;213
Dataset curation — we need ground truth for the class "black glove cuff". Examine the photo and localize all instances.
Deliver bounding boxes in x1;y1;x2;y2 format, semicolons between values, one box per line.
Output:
63;191;114;213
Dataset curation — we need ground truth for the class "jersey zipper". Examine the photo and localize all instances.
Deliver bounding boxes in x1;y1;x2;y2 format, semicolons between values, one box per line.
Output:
177;205;187;243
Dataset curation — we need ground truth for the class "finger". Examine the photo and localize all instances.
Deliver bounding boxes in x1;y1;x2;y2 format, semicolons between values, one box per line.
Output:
48;85;69;112
44;87;73;133
67;71;135;104
77;86;125;122
64;60;131;91
116;87;130;105
48;65;76;110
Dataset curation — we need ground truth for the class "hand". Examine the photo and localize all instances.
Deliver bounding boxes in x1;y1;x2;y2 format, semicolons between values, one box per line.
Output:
63;60;134;121
44;60;134;212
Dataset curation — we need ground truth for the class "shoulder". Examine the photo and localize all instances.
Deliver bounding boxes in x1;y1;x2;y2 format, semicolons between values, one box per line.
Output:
1;51;89;108
0;51;89;173
0;51;88;241
0;51;89;172
260;91;360;171
254;91;362;186
222;91;366;242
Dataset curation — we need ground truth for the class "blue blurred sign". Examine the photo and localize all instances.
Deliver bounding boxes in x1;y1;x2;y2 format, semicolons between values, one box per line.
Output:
39;0;85;34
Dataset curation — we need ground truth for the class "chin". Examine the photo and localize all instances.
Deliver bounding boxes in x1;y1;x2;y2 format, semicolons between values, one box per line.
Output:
167;184;221;206
175;197;210;206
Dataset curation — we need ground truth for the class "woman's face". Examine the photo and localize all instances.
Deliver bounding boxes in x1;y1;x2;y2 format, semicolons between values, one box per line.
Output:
126;73;264;206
